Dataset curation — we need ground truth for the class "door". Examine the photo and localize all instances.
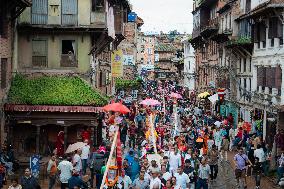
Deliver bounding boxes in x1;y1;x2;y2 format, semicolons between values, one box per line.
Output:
31;0;48;24
62;0;78;25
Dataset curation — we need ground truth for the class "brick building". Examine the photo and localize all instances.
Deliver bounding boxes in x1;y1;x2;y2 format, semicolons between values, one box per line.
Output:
0;0;31;144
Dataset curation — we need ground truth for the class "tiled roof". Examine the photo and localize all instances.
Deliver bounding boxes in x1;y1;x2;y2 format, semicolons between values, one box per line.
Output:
155;43;176;52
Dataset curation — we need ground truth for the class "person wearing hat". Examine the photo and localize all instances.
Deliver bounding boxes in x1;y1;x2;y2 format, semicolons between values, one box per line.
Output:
149;160;160;174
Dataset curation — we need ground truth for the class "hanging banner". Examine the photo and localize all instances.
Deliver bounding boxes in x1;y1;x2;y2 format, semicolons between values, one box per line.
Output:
123;55;134;65
111;49;123;77
30;155;40;178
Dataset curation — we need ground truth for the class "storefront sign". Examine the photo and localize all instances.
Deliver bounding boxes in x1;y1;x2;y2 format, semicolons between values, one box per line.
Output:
111;49;123;77
123;55;134;65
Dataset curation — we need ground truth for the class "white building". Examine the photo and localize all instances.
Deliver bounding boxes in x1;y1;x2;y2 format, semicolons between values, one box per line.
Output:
182;38;195;91
246;0;284;137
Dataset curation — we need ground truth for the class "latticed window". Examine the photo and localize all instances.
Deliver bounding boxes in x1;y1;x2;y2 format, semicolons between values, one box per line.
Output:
32;39;47;67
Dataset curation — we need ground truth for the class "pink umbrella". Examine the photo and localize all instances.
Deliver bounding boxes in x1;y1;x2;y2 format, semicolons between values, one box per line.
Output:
140;98;161;106
170;92;183;99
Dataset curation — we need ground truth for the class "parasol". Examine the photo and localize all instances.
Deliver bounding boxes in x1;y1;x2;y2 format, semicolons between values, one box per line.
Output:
103;102;130;114
140;98;161;106
214;121;222;128
65;142;85;154
169;92;183;99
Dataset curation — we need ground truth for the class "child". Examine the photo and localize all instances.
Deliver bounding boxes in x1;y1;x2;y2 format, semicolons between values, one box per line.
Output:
253;157;263;189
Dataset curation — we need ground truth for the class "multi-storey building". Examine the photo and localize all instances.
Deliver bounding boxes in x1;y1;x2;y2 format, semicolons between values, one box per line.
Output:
191;0;284;141
0;0;31;144
4;0;130;156
191;0;225;93
182;37;195;91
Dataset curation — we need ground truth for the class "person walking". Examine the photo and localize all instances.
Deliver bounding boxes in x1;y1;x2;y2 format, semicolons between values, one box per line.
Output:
58;156;73;189
47;155;57;189
132;172;149;189
73;149;82;175
234;147;252;189
8;178;22;189
252;157;262;189
81;139;90;175
174;167;190;189
20;168;39;189
196;158;210;189
207;145;218;182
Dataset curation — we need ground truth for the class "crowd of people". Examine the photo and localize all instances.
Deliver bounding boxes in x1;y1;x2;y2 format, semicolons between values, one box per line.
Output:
1;80;284;189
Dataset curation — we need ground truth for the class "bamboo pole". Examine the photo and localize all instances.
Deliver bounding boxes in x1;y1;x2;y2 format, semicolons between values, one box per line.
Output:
149;113;158;154
100;128;119;189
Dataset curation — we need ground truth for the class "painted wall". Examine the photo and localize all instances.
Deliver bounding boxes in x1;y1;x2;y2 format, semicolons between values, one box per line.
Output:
183;41;195;90
18;0;91;25
17;34;91;73
251;0;269;10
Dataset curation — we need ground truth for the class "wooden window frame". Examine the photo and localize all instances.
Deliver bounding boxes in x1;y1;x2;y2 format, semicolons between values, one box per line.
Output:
32;39;48;67
0;58;7;89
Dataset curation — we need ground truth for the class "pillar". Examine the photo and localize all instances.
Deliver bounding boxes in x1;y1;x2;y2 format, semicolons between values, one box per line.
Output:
64;126;68;151
36;126;40;154
263;110;267;140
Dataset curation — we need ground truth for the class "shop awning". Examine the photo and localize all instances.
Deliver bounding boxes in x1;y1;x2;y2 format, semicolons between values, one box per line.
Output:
4;104;103;113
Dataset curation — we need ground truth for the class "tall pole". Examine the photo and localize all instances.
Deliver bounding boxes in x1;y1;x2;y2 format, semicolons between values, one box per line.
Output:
149;113;158;154
100;128;119;189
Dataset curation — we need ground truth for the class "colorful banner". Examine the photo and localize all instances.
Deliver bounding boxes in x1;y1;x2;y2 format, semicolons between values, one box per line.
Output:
111;49;123;77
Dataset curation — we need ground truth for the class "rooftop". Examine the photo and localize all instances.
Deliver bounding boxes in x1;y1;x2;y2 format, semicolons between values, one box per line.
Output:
155;43;176;52
7;74;108;106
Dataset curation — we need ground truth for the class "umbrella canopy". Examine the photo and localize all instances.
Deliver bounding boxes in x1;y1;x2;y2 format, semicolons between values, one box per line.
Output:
140;98;161;106
214;121;222;128
65;142;85;154
198;92;211;98
103;102;130;114
169;92;182;99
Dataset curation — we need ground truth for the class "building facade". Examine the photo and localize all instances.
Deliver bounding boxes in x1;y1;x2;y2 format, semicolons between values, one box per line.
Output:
0;0;31;145
191;0;284;141
182;37;195;91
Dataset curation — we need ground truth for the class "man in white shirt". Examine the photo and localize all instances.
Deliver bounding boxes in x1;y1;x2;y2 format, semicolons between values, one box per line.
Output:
169;148;182;174
174;167;190;189
254;144;265;163
81;139;90;175
150;170;161;189
161;165;171;183
73;149;82;174
118;169;132;189
58;156;73;189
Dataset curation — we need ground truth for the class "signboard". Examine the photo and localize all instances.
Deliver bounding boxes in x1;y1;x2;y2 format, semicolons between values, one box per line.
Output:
111;49;123;77
30;155;40;178
154;53;159;62
141;64;155;71
123;55;134;65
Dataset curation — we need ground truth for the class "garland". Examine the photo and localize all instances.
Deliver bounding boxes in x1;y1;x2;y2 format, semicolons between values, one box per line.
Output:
105;166;119;187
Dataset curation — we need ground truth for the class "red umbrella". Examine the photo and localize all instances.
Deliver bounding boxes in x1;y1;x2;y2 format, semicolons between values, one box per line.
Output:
103;102;130;114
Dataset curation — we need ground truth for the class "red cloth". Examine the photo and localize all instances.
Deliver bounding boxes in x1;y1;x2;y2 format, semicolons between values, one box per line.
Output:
81;130;90;142
109;115;115;125
56;131;64;157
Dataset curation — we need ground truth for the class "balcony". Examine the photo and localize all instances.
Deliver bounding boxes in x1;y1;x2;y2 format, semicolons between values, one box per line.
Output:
212;28;233;43
200;18;219;38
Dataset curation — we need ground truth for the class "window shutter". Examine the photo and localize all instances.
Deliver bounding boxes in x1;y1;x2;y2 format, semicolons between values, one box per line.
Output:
277;19;283;38
275;66;282;90
253;24;258;42
1;58;7;89
259;23;266;42
257;67;265;87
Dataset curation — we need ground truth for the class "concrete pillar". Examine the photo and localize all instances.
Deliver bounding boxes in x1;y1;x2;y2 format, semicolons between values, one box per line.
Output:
36;126;40;154
263;110;267;140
